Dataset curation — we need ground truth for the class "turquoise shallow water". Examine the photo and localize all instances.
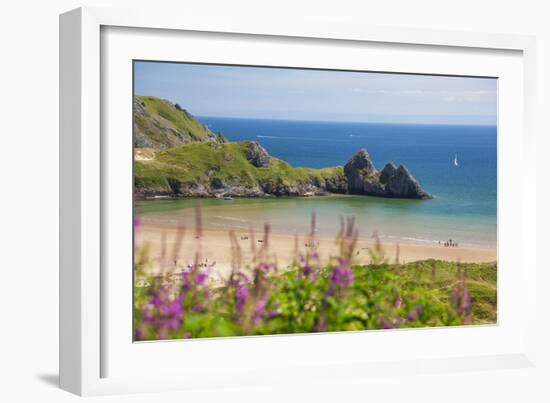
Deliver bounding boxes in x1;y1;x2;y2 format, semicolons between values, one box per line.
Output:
137;195;496;248
137;118;497;248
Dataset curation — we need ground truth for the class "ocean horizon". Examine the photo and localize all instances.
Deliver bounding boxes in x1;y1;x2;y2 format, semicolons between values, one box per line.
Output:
139;116;497;248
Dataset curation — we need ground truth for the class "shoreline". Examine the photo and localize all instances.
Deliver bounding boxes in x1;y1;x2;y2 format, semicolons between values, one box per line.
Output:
136;223;497;278
135;190;431;201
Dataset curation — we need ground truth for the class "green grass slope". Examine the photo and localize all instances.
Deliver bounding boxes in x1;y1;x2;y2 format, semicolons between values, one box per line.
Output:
134;96;224;148
394;260;497;324
134;141;345;195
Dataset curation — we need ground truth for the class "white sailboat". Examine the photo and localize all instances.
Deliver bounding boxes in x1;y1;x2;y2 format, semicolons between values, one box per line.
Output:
453;153;459;167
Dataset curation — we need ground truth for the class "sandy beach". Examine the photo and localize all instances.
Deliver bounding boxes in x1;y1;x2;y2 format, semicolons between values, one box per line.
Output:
136;222;497;279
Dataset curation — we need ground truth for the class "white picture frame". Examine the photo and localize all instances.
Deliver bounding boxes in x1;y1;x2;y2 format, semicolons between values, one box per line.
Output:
59;6;538;396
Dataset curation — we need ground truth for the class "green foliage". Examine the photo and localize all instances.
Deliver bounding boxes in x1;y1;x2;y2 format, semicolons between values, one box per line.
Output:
134;258;496;340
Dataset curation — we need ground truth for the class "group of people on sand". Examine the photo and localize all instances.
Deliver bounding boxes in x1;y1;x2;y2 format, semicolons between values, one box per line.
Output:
196;258;216;268
304;240;319;249
439;239;459;248
240;235;249;241
172;258;216;269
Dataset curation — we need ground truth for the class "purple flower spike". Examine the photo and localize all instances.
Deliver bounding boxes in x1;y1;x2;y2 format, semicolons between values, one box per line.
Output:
235;285;249;311
258;262;275;271
142;286;184;338
135;328;144;341
330;265;354;287
182;272;191;290
133;217;143;246
162;296;183;316
379;317;393;329
167;317;181;330
452;278;472;315
196;272;209;285
406;305;423;321
151;294;162;307
253;299;267;324
406;310;418;321
456;290;471;313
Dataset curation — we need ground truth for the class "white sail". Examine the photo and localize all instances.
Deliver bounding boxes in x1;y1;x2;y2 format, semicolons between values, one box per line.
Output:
454;153;459;166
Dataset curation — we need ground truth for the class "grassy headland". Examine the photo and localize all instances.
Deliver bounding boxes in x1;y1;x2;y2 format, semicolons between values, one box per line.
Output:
133;96;428;198
134;96;347;197
135;141;345;196
134;95;225;148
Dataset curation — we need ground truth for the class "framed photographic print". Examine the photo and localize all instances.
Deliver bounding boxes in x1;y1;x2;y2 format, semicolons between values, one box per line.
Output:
60;7;537;396
132;61;497;341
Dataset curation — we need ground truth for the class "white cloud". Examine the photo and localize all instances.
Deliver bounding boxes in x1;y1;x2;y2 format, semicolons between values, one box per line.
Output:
444;90;496;103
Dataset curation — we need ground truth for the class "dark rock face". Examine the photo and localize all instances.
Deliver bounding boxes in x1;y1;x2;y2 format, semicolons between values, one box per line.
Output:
210;177;226;190
384;165;431;199
324;174;348;193
379;162;397;184
245;141;270;168
343;149;430;199
258;180;321;197
344;149;384;196
166;177;182;195
344;149;376;178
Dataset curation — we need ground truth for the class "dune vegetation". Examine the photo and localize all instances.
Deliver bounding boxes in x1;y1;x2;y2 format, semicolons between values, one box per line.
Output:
133;216;496;341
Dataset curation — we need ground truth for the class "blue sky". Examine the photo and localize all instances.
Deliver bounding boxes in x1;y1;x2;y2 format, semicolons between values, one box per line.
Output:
134;61;497;125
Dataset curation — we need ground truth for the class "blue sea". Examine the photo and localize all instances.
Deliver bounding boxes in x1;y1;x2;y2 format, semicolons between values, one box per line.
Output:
140;117;497;248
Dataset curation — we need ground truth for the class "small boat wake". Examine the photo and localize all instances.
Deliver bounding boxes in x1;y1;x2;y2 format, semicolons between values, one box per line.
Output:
349;134;374;138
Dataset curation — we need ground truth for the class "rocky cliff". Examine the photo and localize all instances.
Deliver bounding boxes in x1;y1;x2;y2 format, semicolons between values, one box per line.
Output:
344;149;431;199
135;142;429;199
245;141;270;168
